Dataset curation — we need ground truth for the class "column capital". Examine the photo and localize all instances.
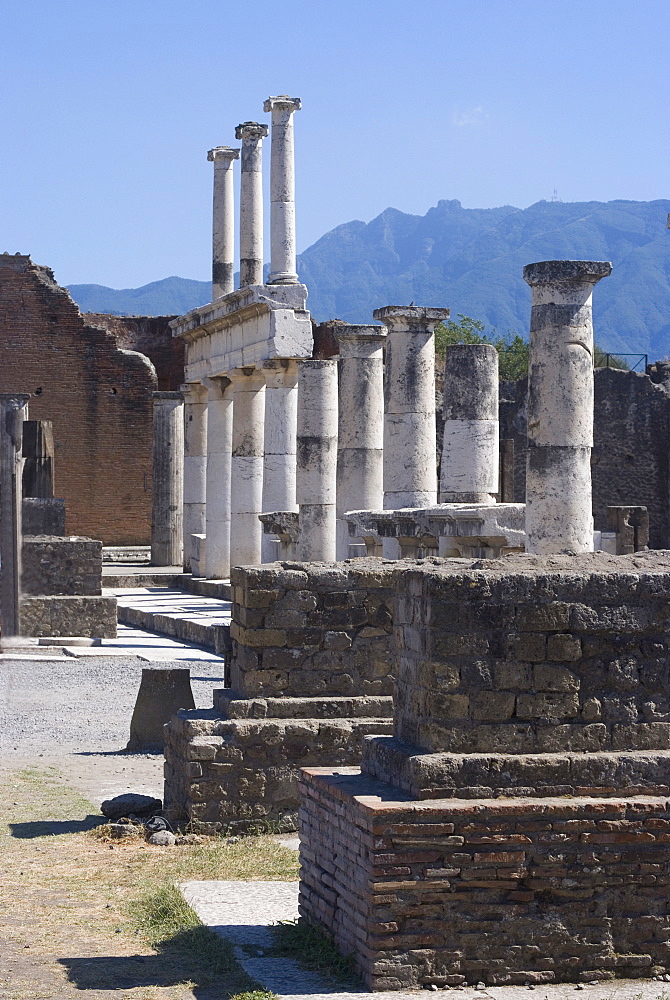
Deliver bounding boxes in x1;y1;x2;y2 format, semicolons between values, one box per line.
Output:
523;260;612;286
207;145;240;164
337;324;387;342
264;95;302;114
202;375;231;395
373;305;450;331
235;121;269;141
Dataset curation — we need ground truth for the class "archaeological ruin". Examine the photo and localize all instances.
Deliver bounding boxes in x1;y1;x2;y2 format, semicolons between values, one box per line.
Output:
3;88;670;988
159;97;670;985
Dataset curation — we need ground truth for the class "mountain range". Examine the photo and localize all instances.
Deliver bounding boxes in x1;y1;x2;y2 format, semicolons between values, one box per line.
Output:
68;198;670;358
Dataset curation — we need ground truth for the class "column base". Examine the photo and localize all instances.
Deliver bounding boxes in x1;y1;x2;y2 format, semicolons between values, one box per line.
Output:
299;765;670;990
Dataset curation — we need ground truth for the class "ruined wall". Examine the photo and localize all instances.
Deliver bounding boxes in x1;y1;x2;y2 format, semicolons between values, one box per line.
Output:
85;313;184;390
500;369;670;548
0;254;156;544
163;558;399;832
300;552;670;989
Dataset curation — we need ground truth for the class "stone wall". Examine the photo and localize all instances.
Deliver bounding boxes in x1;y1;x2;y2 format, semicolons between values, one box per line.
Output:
22;536;103;597
500;369;670;547
0;254;157;544
229;561;399;698
299;552;670;988
163;559;400;832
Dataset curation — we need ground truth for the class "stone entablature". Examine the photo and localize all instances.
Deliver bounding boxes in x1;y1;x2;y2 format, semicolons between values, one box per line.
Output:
171;283;312;381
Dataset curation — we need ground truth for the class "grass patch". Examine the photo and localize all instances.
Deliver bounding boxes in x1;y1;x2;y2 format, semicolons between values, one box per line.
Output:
271;918;360;984
130;880;252;985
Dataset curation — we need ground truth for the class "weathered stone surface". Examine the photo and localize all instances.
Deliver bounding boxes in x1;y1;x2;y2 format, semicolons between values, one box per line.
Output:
22;498;65;536
22;536;103;596
128;667;195;752
20;595;117;638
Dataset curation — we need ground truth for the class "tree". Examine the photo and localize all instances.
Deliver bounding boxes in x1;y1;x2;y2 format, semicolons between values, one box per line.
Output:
435;315;628;379
435;314;529;380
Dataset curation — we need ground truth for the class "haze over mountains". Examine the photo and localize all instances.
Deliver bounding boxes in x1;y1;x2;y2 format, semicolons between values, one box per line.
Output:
68;198;670;358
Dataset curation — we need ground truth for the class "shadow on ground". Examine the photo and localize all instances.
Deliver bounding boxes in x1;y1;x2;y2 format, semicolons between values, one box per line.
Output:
9;815;105;838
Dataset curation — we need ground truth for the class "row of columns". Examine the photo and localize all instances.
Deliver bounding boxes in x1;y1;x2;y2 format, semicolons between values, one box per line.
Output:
157;262;612;570
209;96;302;298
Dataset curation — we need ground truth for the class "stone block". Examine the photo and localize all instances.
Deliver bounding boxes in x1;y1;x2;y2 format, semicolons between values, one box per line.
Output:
546;633;582;660
470;691;516;721
533;663;580;692
128;667;195;752
516;692;580;720
20;595;117;638
21;535;103;596
22;498;66;536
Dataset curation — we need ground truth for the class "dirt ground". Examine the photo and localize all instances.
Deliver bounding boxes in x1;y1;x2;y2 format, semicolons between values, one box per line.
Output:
0;762;297;1000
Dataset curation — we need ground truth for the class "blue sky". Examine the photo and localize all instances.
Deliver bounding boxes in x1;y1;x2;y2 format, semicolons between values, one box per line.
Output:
1;0;668;287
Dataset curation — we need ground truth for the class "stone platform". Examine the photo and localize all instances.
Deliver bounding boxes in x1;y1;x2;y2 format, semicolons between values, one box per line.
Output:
297;552;670;989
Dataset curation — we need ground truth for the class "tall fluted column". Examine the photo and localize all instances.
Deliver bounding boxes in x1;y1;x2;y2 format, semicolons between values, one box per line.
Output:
336;325;386;559
151;391;184;567
181;382;208;571
523;259;612;554
297;360;338;561
230;367;266;567
264;95;301;284
440;344;499;505
235;122;268;287
0;393;29;637
204;376;233;579
261;359;299;562
207;145;240;299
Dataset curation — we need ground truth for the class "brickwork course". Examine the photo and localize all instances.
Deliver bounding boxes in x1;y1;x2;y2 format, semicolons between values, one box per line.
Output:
0;254;158;544
85;313;184;391
299;551;670;989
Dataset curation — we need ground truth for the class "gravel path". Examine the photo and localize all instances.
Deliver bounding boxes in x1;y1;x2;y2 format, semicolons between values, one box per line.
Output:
0;651;226;803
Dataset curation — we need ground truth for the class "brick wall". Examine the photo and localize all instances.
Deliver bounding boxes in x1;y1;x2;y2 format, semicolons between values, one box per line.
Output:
85;313;184;390
300;770;670;989
0;254;157;544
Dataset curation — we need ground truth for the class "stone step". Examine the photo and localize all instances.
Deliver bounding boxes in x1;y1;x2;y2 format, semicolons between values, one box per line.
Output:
103;545;151;564
113;588;232;656
214;690;394;720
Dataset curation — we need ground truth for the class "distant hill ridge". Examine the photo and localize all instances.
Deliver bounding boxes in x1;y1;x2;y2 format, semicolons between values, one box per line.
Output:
67;198;670;357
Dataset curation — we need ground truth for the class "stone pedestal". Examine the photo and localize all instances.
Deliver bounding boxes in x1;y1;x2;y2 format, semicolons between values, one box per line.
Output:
235;122;268;288
208;145;240;299
261;359;299;562
181;382;208;572
151;391;184;567
204;376;233;579
230;368;265;568
0;393;29;637
523;260;611;555
336;325;386;559
264;95;301;284
296;360;338;561
375;306;448;557
299;552;670;990
440;343;499;504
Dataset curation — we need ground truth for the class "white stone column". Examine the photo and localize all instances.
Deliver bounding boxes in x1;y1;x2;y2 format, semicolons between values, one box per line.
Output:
229;367;265;567
375;305;447;558
0;393;29;638
523;259;612;555
263;95;301;285
151;391;184;567
261;359;299;562
204;376;233;579
235;121;268;288
336;325;386;559
296;360;338;562
440;344;499;505
207;145;240;299
181;382;208;572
